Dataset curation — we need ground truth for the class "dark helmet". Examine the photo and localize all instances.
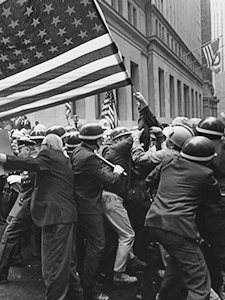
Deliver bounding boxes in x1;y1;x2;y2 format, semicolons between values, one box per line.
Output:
46;125;66;139
79;123;103;140
196;117;225;137
111;127;131;140
180;136;216;162
65;131;80;153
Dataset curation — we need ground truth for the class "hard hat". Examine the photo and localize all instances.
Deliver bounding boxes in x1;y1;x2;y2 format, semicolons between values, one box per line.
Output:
111;127;131;140
181;136;216;162
196;117;224;137
168;126;194;148
79;123;103;140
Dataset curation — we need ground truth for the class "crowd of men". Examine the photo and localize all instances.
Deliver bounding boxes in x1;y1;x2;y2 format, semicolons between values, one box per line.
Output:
0;92;224;300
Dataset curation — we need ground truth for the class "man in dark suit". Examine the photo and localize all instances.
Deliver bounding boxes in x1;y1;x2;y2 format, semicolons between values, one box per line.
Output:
0;133;83;300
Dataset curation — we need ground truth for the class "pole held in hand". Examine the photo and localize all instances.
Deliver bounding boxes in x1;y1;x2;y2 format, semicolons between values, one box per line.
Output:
94;150;127;176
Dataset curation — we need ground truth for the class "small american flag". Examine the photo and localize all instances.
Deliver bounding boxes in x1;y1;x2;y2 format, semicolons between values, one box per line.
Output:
65;102;72;119
100;90;118;129
0;0;131;120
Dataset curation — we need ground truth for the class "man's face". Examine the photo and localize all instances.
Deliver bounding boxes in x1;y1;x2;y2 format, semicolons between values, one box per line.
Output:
18;146;30;158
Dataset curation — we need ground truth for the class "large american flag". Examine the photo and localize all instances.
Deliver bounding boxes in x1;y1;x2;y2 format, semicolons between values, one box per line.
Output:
202;38;220;69
100;90;118;129
0;0;131;120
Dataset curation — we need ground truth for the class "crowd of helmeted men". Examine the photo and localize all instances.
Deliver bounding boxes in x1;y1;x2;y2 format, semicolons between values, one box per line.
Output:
0;92;224;300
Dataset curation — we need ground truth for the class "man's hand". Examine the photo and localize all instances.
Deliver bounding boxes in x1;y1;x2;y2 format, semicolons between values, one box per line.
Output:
149;126;163;136
133;92;148;109
7;175;22;184
113;165;125;175
131;129;144;140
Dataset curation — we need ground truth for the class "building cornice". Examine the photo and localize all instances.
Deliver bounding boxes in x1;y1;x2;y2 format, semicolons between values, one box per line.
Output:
148;35;203;86
98;0;149;52
151;5;202;68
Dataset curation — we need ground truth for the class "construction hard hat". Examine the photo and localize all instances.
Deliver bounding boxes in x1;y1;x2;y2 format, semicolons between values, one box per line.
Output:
196;117;225;137
79;123;103;140
168;126;194;149
111;127;131;140
181;136;216;162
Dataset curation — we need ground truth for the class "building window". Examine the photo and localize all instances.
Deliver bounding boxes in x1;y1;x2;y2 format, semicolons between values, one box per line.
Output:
195;91;198;117
133;6;137;27
73;98;86;119
169;75;175;118
111;0;122;14
128;1;132;23
161;0;164;13
171;37;174;51
155;19;158;35
159;23;161;39
158;68;165;118
184;84;190;117
162;27;164;42
115;87;125;121
177;80;182;115
127;1;137;28
191;89;194;116
95;93;104;119
131;61;139;121
167;33;170;46
199;94;202;117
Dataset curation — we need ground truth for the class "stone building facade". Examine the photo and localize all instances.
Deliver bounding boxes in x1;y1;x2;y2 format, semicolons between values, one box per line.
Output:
28;0;216;128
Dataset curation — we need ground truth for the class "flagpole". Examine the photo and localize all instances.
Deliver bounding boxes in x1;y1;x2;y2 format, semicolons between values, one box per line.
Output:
186;44;225;69
180;35;223;59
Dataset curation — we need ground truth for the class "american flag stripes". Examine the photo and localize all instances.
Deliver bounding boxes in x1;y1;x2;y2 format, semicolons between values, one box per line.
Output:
100;90;118;129
202;38;220;69
0;0;131;120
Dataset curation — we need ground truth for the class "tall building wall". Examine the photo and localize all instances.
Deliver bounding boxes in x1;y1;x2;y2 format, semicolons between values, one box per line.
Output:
152;0;202;61
210;0;225;114
211;0;225;72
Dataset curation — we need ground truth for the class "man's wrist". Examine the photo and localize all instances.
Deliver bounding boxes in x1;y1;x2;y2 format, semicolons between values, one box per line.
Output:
133;137;140;142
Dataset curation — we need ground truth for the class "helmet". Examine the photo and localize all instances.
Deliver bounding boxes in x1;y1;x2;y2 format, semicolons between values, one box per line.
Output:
218;112;225;126
79;123;103;140
172;116;193;129
111;127;131;140
46;125;66;139
30;124;46;142
65;131;80;153
181;136;216;162
168;126;194;148
17;136;36;148
196;117;225;137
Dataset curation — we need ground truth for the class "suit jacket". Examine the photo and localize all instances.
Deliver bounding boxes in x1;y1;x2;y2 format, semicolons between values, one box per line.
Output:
145;156;220;240
70;142;121;215
5;149;77;227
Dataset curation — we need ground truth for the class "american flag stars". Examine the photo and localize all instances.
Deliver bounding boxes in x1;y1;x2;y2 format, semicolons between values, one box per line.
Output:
0;0;107;79
0;0;131;120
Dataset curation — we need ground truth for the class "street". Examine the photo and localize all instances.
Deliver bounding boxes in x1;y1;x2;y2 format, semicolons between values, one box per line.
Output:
0;242;163;300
